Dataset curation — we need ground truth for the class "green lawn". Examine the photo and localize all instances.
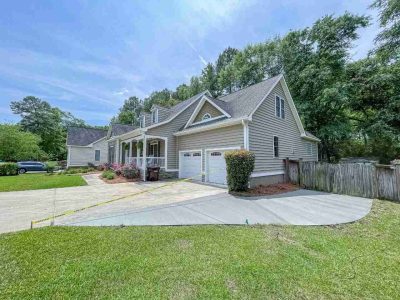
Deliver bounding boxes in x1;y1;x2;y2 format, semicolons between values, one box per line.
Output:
0;173;87;192
0;199;399;299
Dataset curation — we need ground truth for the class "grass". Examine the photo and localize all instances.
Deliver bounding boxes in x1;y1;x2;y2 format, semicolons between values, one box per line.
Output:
0;199;399;299
0;173;87;192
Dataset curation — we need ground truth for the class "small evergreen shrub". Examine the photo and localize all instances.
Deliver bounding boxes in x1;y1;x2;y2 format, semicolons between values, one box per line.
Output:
102;170;115;179
0;163;18;176
224;150;255;192
106;173;115;180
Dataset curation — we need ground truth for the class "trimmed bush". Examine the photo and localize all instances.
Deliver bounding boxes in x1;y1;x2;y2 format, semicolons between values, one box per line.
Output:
106;173;115;180
224;150;255;192
102;170;115;179
0;163;18;176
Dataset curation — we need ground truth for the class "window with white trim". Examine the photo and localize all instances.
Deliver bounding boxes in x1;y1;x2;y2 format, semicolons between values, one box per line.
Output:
151;109;158;123
275;95;285;119
202;113;212;121
139;115;145;128
273;136;279;158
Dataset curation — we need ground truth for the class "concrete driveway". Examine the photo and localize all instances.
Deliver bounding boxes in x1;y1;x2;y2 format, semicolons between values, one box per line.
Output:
0;181;226;233
59;188;372;227
0;180;373;233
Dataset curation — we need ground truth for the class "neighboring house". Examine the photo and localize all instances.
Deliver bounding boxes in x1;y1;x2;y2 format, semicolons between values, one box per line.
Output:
66;127;108;167
67;74;320;186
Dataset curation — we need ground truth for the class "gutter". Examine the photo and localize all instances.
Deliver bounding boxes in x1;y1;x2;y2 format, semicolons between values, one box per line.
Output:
174;117;249;136
300;134;321;142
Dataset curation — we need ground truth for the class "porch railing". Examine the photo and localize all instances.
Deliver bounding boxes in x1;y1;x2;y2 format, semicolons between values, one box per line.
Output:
127;157;165;168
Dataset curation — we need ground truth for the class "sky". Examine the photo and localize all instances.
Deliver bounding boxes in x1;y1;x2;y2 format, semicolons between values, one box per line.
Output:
0;0;379;126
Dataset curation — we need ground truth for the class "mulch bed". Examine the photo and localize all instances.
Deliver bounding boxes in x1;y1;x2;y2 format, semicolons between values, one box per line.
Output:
100;175;140;184
231;183;299;197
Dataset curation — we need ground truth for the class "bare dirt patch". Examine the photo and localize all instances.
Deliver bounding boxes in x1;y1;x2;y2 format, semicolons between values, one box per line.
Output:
99;175;140;184
231;183;298;197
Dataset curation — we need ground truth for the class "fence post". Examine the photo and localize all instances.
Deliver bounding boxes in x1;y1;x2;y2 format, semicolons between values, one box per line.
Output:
284;157;290;183
298;158;303;187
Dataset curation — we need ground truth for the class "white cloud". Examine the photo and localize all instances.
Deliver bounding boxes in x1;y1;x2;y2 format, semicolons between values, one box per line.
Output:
113;88;130;96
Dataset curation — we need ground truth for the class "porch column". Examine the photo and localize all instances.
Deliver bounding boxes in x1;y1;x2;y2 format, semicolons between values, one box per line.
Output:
142;135;147;181
128;141;131;163
115;139;120;163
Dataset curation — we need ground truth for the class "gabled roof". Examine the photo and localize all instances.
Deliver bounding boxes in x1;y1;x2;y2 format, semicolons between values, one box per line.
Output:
216;74;282;118
67;127;108;146
183;95;231;129
110;124;137;137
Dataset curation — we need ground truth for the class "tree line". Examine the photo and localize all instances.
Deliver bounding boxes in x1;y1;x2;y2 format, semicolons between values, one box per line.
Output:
114;0;399;163
0;97;107;161
2;0;399;163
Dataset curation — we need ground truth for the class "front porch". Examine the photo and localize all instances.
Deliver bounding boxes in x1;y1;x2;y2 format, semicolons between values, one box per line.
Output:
119;136;166;177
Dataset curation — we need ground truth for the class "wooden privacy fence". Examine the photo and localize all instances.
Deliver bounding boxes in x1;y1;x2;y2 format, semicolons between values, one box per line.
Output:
285;159;400;201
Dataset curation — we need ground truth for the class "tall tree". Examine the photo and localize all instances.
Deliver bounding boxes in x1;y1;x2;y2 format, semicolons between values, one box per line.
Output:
173;84;191;101
143;89;177;112
114;96;142;125
279;13;369;161
10;96;68;159
200;63;218;96
189;76;202;96
371;0;400;61
215;47;239;74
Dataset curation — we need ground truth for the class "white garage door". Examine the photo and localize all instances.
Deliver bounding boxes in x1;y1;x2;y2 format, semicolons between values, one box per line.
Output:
179;151;202;180
207;150;228;185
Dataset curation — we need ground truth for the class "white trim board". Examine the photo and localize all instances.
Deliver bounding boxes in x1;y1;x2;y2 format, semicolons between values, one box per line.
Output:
251;170;284;177
175;117;247;136
184;95;231;129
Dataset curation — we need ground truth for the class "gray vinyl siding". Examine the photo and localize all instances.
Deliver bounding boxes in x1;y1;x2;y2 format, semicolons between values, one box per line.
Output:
147;103;198;170
249;81;318;172
177;124;244;171
68;138;108;167
193;102;223;123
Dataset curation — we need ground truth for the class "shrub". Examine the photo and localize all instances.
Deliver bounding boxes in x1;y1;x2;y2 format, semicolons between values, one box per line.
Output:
106;173;115;180
102;170;115;179
224;150;255;192
121;163;140;179
111;163;123;176
45;164;55;173
97;163;112;171
0;163;18;176
87;162;96;168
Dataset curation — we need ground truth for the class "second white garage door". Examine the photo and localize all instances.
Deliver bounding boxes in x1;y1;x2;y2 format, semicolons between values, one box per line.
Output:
179;151;202;180
207;150;228;185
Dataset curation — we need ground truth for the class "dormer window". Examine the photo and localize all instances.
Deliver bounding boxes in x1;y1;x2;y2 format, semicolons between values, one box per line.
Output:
139;115;145;128
202;113;212;121
151;109;159;123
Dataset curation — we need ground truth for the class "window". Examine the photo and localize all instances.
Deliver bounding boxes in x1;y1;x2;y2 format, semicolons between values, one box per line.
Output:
139;115;145;128
307;142;316;156
202;113;212;121
211;152;222;156
151;109;158;123
193;152;201;157
183;153;191;157
273;136;279;158
95;150;100;161
275;95;285;119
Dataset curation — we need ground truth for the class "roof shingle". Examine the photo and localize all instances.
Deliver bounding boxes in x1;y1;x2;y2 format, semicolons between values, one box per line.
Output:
67;127;108;146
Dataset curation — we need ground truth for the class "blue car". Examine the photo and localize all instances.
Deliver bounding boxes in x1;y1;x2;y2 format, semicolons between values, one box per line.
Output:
17;161;47;174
